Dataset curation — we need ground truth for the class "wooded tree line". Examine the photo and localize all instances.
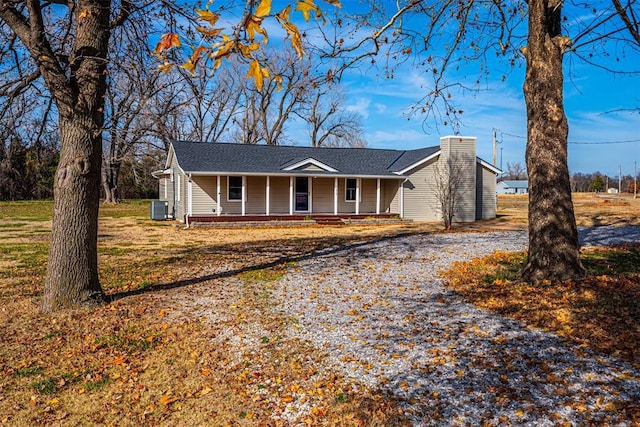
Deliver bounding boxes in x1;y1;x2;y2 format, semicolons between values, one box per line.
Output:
500;163;639;194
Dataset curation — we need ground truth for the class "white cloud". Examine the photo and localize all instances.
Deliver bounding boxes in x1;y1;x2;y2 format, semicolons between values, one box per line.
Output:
345;97;372;119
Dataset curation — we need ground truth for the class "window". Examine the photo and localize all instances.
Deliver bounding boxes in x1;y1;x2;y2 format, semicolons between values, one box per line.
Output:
345;178;357;202
228;176;243;201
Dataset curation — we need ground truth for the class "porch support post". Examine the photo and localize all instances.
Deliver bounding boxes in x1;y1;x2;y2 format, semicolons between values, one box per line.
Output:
266;176;270;216
376;178;381;215
309;177;313;213
355;178;361;215
333;177;338;215
289;176;294;215
187;174;193;216
216;175;221;216
241;175;246;216
400;179;405;219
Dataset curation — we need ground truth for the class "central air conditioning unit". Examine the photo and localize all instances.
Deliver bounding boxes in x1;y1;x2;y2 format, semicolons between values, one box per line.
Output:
150;200;168;220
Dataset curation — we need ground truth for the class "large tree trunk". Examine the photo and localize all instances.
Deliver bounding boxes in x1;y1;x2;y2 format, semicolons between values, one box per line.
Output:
38;0;112;311
521;1;586;283
40;114;105;311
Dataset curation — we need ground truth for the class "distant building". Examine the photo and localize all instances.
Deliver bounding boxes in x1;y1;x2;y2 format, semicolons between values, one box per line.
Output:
497;180;529;194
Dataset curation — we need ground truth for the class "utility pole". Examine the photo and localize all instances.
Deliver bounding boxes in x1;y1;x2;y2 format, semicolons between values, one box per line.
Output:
492;128;497;167
619;165;622;194
635;161;637;199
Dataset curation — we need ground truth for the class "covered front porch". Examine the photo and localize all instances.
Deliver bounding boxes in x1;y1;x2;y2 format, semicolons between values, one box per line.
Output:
183;174;403;223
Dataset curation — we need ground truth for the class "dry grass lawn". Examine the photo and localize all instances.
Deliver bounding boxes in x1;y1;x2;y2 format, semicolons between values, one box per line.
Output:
1;193;639;425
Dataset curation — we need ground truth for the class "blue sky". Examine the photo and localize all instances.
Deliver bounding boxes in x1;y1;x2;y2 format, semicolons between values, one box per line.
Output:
340;58;639;177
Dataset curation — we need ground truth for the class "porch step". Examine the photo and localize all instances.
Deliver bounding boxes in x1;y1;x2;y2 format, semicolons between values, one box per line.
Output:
314;217;345;226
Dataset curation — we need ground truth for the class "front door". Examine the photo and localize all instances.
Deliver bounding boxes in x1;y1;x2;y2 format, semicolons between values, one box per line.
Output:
295;177;309;212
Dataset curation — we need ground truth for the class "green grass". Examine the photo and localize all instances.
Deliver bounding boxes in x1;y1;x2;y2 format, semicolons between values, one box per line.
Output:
31;377;58;394
15;366;44;378
0;243;49;277
581;243;640;275
99;199;151;218
94;330;158;354
0;199;150;221
480;245;640;284
84;376;112;392
0;200;53;221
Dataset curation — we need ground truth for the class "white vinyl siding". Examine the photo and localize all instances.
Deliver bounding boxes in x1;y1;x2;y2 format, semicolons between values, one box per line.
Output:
311;178;334;213
476;165;497;220
190;176;219;215
402;158;441;221
438;136;477;222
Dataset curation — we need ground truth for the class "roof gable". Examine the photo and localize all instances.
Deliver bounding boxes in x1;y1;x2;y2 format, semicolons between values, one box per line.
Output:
282;158;338;172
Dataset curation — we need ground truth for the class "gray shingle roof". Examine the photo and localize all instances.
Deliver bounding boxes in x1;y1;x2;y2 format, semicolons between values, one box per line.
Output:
170;141;440;177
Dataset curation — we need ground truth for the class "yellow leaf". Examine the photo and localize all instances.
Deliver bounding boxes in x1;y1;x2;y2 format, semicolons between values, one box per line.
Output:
255;0;271;17
197;386;212;397
196;26;223;37
212;35;238;70
78;9;91;19
113;356;127;367
238;42;260;59
158;62;174;74
247;60;269;91
281;395;294;403
245;15;268;42
276;5;291;23
274;75;283;92
182;60;196;74
196;9;219;26
159;394;178;406
295;0;321;22
181;46;207;74
276;7;306;57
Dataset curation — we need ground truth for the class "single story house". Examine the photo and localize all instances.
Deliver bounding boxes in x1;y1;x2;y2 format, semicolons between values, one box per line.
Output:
153;136;501;224
496;180;529;194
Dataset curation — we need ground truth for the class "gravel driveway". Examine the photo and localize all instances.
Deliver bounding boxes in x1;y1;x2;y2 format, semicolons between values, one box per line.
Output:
274;227;640;426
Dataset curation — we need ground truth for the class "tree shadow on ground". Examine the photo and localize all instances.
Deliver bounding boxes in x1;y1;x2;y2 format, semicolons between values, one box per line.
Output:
107;230;425;302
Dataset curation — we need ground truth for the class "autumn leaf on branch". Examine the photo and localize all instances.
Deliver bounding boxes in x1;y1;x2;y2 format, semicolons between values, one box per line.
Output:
196;9;220;26
276;5;306;57
255;0;272;17
244;14;269;43
154;33;180;56
181;46;207;74
212;35;236;70
247;59;270;91
296;0;323;23
196;26;223;38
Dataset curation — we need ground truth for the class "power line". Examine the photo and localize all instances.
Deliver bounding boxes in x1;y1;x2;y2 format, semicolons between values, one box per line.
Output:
497;131;640;145
569;139;640;145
